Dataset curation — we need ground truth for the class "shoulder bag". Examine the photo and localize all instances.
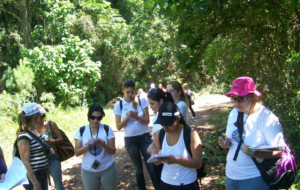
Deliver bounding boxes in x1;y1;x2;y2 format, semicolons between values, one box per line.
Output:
49;121;75;162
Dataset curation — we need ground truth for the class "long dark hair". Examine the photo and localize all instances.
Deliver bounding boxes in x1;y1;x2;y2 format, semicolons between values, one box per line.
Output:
147;88;174;103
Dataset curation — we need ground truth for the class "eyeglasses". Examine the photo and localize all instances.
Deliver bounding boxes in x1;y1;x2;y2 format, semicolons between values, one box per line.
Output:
230;95;250;103
90;116;103;121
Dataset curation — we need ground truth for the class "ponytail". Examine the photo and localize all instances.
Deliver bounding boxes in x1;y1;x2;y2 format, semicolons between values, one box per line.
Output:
164;92;174;103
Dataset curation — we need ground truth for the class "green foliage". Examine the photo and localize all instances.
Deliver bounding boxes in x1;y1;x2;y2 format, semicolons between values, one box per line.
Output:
215;176;226;188
32;0;76;45
40;92;56;103
2;59;34;94
2;68;17;93
0;91;24;122
23;35;101;106
13;59;34;92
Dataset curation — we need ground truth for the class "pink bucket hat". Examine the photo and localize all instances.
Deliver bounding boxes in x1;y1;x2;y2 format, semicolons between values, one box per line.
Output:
225;76;262;97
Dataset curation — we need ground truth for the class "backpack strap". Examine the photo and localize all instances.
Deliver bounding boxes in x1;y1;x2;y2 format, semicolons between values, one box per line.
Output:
183;125;193;157
233;111;244;161
80;126;85;137
27;130;51;156
48;121;56;139
103;124;109;136
137;95;141;107
80;125;109;137
119;100;123;111
159;129;166;150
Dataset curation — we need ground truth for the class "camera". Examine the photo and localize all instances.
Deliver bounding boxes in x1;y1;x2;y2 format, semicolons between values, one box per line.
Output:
92;160;100;169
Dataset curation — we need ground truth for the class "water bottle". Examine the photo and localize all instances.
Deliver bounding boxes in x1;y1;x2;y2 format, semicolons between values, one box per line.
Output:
43;132;48;141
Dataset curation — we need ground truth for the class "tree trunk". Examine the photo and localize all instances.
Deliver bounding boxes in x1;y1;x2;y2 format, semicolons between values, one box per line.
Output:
20;0;33;48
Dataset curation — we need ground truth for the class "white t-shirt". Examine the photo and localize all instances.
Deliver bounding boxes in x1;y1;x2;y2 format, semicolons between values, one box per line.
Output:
152;114;162;137
74;124;115;172
177;101;189;123
184;89;192;95
161;127;197;185
113;98;149;137
225;105;285;180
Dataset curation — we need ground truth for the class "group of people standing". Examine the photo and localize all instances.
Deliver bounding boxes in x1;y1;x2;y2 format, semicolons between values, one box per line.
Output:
6;76;289;190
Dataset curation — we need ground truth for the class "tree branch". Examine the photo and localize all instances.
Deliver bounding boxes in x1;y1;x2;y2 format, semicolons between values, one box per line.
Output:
0;8;23;24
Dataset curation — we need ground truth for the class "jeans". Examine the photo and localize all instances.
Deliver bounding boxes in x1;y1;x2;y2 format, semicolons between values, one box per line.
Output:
187;95;195;117
226;176;271;190
125;133;159;190
48;154;65;190
23;169;48;190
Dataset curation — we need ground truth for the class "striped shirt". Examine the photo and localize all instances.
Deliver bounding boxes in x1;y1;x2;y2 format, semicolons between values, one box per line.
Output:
17;132;48;172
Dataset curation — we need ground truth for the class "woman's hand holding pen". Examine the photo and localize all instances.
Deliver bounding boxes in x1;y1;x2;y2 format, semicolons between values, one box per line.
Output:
147;143;160;155
218;133;231;148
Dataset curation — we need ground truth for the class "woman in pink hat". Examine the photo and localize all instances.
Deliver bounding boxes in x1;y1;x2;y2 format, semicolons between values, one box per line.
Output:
218;76;286;190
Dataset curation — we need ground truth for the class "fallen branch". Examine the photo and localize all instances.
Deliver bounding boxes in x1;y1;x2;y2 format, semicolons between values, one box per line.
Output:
202;141;221;156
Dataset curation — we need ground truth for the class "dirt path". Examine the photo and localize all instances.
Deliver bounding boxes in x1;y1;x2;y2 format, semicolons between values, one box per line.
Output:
52;95;233;190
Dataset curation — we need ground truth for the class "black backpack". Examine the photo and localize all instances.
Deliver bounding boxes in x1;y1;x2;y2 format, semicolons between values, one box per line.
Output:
158;125;209;181
80;124;109;137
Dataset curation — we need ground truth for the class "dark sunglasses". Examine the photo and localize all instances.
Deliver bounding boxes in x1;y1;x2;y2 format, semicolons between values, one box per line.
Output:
230;95;251;103
90;116;103;121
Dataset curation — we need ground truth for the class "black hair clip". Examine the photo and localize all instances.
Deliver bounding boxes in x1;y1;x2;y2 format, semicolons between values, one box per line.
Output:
22;111;26;115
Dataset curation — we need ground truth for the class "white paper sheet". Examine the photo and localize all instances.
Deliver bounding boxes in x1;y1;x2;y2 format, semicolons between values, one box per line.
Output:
0;157;28;190
147;154;171;163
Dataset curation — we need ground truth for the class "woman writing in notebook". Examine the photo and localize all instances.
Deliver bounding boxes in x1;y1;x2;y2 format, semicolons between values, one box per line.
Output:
153;102;202;190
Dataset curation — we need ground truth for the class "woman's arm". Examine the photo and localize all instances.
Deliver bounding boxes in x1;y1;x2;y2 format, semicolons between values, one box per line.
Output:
46;121;64;145
74;139;89;157
115;115;129;131
137;107;150;125
102;138;116;155
158;129;202;169
153;131;163;165
185;89;192;96
242;145;283;159
18;139;41;190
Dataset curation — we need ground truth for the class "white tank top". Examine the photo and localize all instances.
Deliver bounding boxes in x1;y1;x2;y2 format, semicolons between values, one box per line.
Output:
161;127;197;185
